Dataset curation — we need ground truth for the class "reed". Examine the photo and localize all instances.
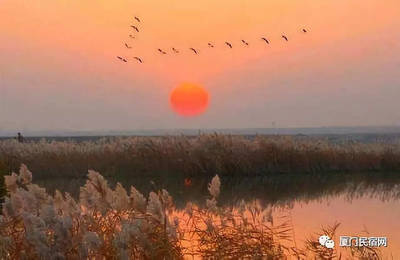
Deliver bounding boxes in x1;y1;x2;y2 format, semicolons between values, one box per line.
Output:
0;165;383;259
0;135;399;181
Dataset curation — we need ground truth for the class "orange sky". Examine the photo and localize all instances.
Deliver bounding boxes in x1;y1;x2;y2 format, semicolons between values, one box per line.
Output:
1;0;400;131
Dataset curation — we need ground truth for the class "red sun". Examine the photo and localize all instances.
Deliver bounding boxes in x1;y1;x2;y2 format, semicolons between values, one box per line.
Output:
170;83;209;116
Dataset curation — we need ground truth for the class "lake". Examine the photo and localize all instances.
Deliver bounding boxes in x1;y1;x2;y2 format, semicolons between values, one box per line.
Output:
34;172;400;258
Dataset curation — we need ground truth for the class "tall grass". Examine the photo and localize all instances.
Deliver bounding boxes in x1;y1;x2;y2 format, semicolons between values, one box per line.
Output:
0;165;382;259
0;160;6;204
0;135;399;180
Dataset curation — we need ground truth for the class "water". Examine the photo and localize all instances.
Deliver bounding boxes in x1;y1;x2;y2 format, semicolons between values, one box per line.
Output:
288;194;400;258
35;173;400;258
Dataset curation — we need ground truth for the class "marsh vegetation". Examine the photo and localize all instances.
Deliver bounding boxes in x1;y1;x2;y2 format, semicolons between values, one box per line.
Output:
0;135;399;258
1;134;399;180
0;166;386;259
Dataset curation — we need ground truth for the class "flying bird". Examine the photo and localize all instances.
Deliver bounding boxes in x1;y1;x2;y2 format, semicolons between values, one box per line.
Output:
241;39;249;46
158;48;167;54
133;57;143;63
117;56;127;62
134;16;141;23
261;37;270;44
130;25;139;32
189;48;198;54
125;43;132;49
282;35;288;41
172;47;179;53
225;42;233;48
208;42;214;48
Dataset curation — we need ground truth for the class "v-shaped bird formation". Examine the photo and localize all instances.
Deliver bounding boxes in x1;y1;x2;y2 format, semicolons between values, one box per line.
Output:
117;15;309;64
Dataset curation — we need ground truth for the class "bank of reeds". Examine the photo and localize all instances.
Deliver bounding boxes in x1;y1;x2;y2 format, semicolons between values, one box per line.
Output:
0;135;399;180
0;165;381;259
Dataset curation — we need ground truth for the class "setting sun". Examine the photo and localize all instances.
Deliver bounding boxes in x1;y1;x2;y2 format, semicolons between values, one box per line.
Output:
2;0;400;258
170;83;209;117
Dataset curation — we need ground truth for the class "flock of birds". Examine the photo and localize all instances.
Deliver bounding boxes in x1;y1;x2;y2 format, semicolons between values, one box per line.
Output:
117;16;309;64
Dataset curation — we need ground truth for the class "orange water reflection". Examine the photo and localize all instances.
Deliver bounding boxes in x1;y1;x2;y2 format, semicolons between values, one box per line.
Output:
289;194;400;258
172;194;400;259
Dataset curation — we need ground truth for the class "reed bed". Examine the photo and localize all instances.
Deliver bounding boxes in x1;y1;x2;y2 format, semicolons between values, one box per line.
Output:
0;165;382;259
0;135;399;180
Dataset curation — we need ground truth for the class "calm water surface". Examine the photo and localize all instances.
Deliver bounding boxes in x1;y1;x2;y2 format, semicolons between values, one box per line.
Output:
37;173;400;258
285;194;399;258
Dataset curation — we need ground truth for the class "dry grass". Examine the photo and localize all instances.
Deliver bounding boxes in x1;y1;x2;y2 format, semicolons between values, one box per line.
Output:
0;165;384;259
0;135;399;181
0;160;6;204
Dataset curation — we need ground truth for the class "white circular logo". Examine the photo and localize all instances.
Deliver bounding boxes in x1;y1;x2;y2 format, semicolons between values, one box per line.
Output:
319;235;330;246
319;235;334;249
